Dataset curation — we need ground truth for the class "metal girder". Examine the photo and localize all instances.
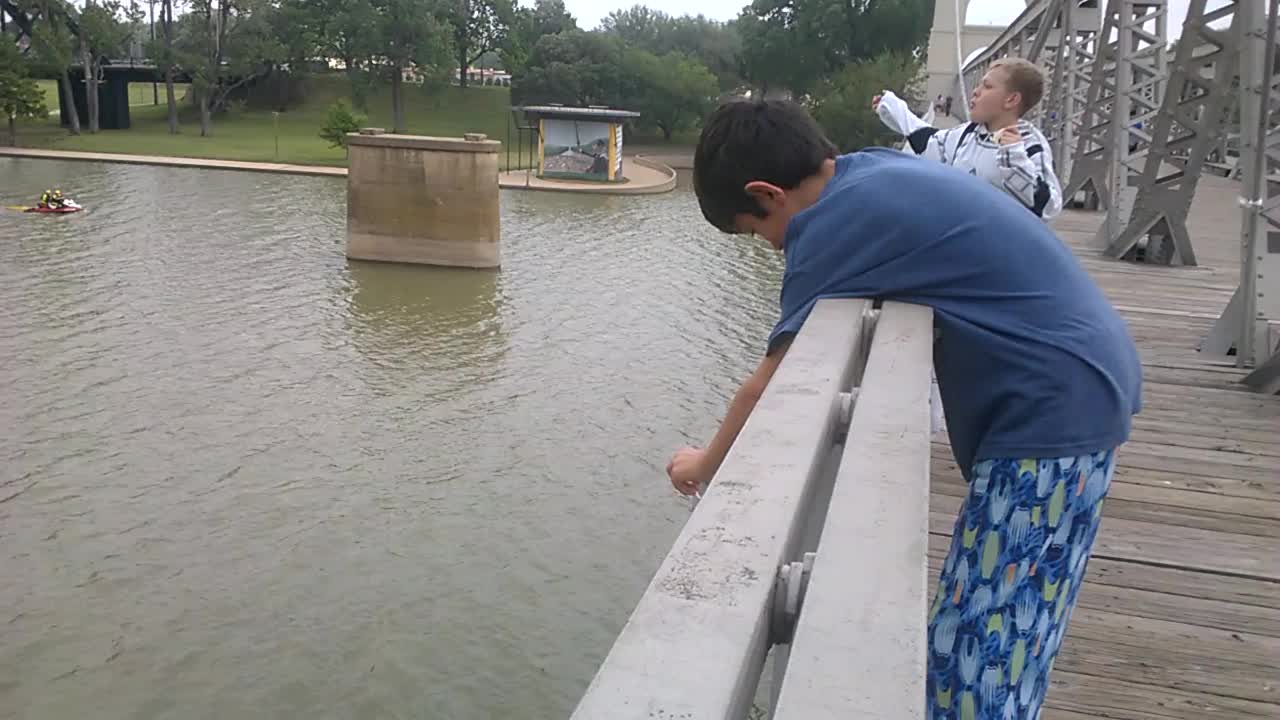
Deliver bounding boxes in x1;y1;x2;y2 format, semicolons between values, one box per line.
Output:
1202;0;1280;389
953;1;1108;190
1102;0;1244;266
1099;0;1170;244
961;0;1061;105
1048;3;1104;177
1240;0;1280;378
1064;7;1123;209
1065;0;1169;214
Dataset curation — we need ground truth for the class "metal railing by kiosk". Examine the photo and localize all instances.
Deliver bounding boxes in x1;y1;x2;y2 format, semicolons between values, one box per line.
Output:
570;299;936;720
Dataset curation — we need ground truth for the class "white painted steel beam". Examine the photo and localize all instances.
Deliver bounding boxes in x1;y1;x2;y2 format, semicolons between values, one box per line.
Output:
569;299;874;720
771;303;934;720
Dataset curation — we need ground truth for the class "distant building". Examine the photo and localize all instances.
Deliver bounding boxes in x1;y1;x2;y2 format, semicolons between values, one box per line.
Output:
455;67;511;87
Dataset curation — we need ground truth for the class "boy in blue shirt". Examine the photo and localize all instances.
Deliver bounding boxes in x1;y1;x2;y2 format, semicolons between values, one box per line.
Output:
666;100;1142;718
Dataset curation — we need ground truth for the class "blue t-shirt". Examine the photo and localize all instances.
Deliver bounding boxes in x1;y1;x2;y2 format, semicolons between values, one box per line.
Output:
771;149;1142;475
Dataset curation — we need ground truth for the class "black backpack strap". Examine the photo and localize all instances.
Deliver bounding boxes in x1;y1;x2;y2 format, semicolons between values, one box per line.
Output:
957;122;980;150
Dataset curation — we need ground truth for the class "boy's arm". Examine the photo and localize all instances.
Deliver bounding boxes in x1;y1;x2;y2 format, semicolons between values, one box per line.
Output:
668;338;792;494
875;90;931;136
997;130;1064;219
875;91;948;163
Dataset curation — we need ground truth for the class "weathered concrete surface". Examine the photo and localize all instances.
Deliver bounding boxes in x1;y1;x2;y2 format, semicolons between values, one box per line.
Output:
0;147;347;177
346;132;501;268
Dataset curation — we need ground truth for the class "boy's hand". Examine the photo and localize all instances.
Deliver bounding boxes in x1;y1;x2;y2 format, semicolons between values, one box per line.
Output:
996;126;1023;146
871;94;882;111
667;447;710;496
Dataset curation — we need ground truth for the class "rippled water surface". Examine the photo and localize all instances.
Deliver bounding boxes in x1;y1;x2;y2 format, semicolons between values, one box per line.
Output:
0;158;784;720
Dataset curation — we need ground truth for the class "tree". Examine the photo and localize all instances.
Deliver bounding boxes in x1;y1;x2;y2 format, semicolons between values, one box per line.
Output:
600;5;669;50
78;0;135;133
142;0;181;133
736;9;821;97
0;39;48;145
738;0;931;96
602;6;741;92
178;0;282;136
511;30;628;107
810;52;922;152
377;0;452;133
318;98;364;147
296;0;380;110
27;0;80;134
449;0;511;88
626;49;716;140
501;0;575;78
528;0;574;36
663;15;741;91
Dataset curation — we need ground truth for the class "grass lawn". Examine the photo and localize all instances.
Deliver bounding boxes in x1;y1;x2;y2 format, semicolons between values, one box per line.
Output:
36;79;192;111
15;74;697;168
16;74;529;168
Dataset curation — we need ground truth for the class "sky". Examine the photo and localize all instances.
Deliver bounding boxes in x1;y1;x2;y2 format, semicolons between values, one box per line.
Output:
561;0;1199;37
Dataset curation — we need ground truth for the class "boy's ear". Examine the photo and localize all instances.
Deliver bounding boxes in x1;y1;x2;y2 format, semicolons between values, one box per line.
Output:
1004;91;1024;113
744;180;786;210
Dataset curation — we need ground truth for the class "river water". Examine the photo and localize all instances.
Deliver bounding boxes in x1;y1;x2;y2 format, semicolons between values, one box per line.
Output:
0;157;784;720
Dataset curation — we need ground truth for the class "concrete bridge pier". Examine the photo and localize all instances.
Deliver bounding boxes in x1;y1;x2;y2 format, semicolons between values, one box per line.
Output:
59;71;131;130
345;130;502;269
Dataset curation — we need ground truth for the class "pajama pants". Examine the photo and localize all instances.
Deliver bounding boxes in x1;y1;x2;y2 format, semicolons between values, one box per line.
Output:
927;450;1116;720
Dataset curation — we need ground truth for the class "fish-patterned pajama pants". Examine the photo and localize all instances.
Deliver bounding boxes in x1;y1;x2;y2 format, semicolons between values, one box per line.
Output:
927;450;1115;719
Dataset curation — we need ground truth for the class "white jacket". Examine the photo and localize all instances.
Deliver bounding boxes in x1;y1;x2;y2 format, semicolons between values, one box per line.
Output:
875;90;1063;220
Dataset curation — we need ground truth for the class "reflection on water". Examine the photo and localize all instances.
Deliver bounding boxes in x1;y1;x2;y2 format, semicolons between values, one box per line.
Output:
344;262;506;396
0;158;784;720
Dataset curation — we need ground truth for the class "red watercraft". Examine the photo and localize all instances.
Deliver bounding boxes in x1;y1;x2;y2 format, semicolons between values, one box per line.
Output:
24;199;83;214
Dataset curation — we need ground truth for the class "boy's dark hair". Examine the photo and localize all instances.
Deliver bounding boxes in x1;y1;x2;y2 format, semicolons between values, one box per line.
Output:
693;100;838;234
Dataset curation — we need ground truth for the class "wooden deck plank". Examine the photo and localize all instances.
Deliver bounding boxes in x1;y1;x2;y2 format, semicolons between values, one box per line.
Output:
927;176;1280;718
925;547;1280;638
1045;672;1280;719
926;508;1279;580
931;471;1280;535
931;445;1280;502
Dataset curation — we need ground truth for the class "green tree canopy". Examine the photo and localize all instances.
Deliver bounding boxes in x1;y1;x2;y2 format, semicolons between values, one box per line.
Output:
625;49;718;140
449;0;513;87
810;52;923;152
377;0;453;132
601;5;741;91
0;39;48;145
511;30;628;107
502;0;577;78
739;0;931;96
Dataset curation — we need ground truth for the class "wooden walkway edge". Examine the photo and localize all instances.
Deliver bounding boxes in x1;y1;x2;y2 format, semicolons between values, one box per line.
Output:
932;175;1280;718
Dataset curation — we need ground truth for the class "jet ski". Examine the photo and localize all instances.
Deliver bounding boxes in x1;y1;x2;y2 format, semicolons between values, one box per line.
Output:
23;199;83;214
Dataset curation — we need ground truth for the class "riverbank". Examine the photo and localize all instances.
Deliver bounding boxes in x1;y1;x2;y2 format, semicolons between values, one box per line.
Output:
12;76;694;171
2;147;679;195
14;78;518;168
0;147;347;177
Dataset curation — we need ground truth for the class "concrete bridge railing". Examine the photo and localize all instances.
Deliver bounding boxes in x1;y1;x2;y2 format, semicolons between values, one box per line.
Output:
570;299;935;719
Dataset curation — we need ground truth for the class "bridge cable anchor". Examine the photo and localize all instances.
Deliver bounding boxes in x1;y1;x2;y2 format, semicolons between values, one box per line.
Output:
771;551;817;645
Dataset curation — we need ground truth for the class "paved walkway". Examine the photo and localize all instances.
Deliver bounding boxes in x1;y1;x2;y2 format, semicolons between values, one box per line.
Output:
498;157;676;195
2;148;679;198
0;147;347;177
